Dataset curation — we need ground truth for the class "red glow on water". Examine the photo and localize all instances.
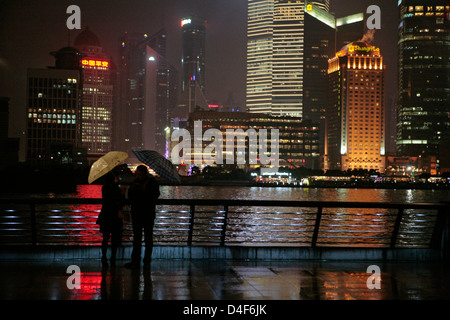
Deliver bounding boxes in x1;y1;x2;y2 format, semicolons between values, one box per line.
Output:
69;272;103;300
70;185;103;243
76;185;102;198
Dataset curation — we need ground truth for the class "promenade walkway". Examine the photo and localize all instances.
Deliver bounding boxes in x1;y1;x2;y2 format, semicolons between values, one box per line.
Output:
1;257;449;300
1;198;448;318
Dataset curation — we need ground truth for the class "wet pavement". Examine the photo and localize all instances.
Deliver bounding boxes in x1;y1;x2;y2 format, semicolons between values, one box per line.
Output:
1;259;449;301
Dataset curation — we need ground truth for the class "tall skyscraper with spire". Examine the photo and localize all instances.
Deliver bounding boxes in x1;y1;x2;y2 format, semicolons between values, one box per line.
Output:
180;16;207;114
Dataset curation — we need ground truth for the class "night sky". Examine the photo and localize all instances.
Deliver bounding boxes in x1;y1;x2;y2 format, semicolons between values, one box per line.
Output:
0;0;398;160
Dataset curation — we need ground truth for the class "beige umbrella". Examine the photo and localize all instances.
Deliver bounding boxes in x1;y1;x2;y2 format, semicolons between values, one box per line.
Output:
88;151;129;184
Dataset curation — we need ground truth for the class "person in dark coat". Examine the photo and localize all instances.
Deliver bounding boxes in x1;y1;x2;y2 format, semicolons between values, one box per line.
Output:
125;165;160;268
97;171;126;267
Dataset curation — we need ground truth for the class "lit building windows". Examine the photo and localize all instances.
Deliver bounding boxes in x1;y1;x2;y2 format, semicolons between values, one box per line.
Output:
326;41;386;172
77;55;113;155
397;1;450;174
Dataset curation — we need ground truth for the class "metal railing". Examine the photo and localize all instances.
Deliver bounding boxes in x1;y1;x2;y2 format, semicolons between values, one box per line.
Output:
0;198;449;252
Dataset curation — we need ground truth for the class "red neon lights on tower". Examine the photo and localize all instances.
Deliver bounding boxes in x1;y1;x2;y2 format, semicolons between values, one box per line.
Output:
81;59;109;68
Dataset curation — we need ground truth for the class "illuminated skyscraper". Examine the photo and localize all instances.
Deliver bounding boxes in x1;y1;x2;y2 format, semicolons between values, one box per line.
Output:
246;0;364;156
118;30;178;159
74;27;115;161
326;41;386;172
181;16;207;113
145;46;179;157
397;1;450;174
246;0;274;115
26;47;84;165
117;32;147;156
246;0;363;116
303;3;337;157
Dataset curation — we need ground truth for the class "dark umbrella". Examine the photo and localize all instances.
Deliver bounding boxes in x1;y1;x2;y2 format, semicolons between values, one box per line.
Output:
132;149;181;184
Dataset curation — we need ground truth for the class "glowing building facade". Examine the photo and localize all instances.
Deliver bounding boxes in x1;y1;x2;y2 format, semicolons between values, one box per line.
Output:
74;27;114;160
246;0;364;117
181;16;207;113
26;47;84;166
246;0;364;159
326;41;386;172
246;0;331;117
181;111;320;169
397;0;450;174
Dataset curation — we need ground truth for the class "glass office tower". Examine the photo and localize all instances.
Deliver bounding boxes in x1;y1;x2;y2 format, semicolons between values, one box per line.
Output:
247;0;331;117
397;1;450;174
246;0;362;118
118;30;178;158
181;16;207;113
26;47;83;165
246;0;364;159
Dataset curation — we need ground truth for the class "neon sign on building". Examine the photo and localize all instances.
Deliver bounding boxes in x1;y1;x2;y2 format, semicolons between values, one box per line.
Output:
81;59;109;68
181;18;192;27
348;45;380;54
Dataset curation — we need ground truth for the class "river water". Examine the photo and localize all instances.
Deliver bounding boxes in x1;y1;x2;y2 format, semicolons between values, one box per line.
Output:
74;184;449;203
72;185;450;247
1;185;448;246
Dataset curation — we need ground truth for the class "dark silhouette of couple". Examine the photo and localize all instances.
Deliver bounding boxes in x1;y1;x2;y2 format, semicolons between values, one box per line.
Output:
97;165;160;268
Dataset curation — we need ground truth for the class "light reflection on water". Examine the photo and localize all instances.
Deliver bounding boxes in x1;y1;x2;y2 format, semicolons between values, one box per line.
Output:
70;185;445;247
13;184;447;203
2;185;447;246
156;185;449;203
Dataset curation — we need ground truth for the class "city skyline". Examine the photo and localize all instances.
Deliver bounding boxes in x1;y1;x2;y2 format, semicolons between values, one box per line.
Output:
1;2;449;309
1;0;398;162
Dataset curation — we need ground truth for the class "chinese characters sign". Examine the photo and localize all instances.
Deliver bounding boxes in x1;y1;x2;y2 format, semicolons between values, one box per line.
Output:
81;59;109;68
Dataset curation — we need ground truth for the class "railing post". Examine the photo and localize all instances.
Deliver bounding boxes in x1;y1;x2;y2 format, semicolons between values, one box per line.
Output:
187;204;195;246
443;211;450;262
311;206;323;247
390;208;404;248
220;205;229;246
431;207;445;249
437;202;450;261
30;202;37;246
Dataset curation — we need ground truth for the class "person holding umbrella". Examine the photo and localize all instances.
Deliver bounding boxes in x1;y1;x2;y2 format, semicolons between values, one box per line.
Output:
125;165;160;269
89;151;129;268
96;170;126;268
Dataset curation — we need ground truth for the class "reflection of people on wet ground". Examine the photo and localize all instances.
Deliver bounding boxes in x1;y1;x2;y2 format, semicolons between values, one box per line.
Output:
125;165;160;269
128;268;153;300
97;171;126;267
100;267;123;300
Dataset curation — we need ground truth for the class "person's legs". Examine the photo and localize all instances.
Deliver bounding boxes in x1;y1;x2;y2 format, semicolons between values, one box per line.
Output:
101;231;110;266
126;213;142;268
110;228;122;267
131;223;142;264
143;218;155;266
